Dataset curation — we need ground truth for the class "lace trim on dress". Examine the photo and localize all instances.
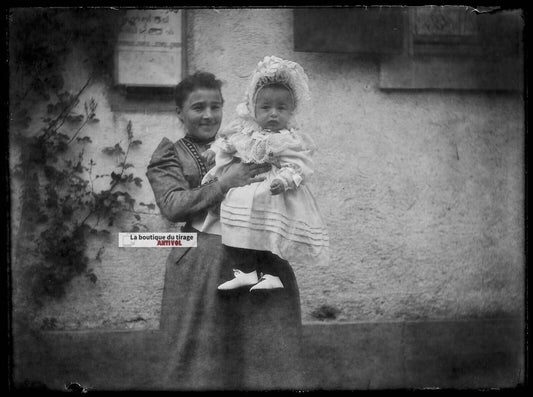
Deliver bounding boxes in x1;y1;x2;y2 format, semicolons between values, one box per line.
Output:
218;116;315;165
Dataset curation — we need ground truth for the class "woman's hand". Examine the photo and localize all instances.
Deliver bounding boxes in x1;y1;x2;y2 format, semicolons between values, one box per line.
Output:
218;160;271;193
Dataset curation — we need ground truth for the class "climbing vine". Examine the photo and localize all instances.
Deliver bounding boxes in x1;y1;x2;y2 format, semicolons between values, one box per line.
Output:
10;8;150;303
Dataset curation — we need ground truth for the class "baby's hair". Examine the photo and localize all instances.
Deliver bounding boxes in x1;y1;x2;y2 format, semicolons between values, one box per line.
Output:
174;71;224;108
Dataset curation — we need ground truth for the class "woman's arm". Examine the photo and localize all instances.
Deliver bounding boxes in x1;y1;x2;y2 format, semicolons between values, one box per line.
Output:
147;138;272;221
146;139;226;222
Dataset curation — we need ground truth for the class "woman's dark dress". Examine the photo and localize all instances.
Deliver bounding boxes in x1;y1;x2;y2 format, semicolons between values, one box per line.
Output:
146;137;304;390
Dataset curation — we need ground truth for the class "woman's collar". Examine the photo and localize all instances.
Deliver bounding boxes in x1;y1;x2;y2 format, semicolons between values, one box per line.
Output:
183;134;216;145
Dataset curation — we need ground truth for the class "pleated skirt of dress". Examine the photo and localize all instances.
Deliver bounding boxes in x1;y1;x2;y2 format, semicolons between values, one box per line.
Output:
159;231;304;390
220;173;329;266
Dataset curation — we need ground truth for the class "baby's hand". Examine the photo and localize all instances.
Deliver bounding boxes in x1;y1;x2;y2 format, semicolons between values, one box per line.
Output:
270;178;285;195
201;149;216;168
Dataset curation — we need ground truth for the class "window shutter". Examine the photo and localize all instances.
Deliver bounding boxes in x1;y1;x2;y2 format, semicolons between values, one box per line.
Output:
294;7;407;55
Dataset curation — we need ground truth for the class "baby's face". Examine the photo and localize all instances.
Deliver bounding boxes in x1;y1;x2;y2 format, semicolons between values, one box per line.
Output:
254;85;294;132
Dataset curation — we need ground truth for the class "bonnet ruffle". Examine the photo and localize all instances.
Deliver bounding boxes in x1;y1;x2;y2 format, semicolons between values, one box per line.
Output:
236;56;311;122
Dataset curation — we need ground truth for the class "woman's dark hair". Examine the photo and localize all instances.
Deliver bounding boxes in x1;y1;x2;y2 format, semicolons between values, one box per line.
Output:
174;71;224;108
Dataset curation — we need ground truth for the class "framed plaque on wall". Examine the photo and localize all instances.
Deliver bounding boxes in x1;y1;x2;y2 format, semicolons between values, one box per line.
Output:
114;9;186;87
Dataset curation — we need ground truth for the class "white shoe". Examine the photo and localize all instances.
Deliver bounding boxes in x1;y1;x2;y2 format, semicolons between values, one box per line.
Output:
218;269;259;290
249;273;284;291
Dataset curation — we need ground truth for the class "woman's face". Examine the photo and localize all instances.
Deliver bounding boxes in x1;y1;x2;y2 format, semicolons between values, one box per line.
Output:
177;88;223;141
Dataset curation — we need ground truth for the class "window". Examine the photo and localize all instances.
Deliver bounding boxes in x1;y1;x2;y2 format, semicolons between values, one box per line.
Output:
293;6;523;91
294;7;406;55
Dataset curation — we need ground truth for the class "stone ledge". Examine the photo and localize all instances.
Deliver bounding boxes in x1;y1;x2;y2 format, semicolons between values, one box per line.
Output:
12;318;524;390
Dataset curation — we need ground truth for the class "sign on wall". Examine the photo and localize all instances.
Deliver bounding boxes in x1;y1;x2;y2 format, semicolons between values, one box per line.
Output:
114;9;184;87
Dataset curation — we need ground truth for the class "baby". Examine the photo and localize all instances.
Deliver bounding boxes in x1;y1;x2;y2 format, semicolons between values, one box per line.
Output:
200;56;329;291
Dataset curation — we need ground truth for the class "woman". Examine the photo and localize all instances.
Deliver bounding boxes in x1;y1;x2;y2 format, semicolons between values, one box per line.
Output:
146;72;304;390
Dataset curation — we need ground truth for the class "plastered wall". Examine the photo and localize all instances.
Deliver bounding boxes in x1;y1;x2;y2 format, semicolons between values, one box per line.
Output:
12;8;524;328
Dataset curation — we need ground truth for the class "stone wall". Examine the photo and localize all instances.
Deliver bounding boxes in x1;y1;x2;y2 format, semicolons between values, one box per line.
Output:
11;8;524;329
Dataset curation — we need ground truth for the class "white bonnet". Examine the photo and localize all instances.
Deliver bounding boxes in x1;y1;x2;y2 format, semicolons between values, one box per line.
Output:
236;56;310;121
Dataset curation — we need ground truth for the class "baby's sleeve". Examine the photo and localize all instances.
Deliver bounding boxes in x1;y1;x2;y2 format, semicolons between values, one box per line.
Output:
201;136;237;184
270;130;316;191
201;121;245;184
210;136;235;156
274;148;315;191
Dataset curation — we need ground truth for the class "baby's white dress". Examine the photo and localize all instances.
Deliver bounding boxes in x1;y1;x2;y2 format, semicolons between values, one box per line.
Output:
198;117;329;266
